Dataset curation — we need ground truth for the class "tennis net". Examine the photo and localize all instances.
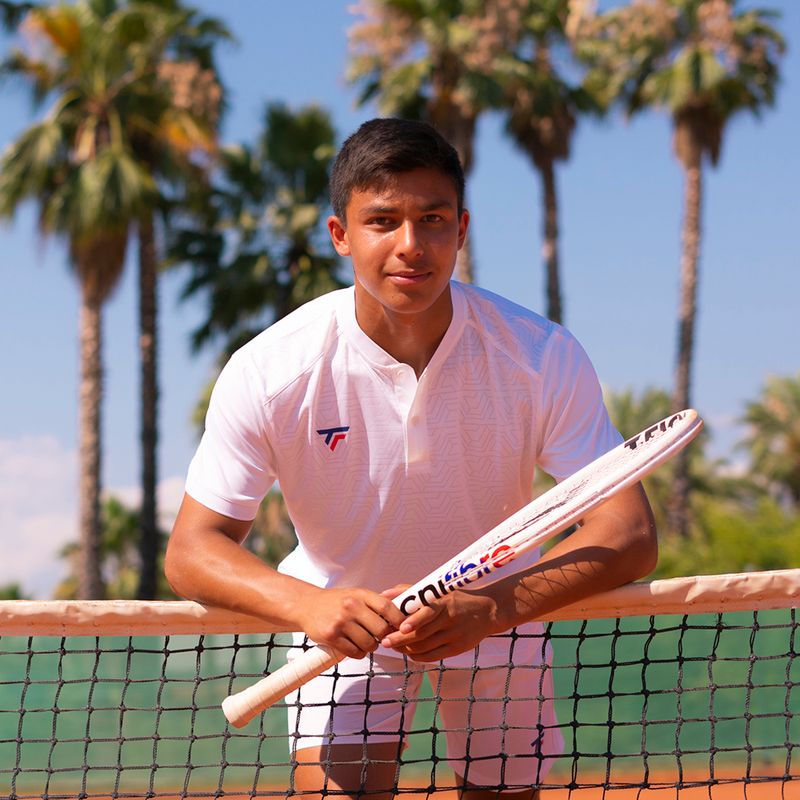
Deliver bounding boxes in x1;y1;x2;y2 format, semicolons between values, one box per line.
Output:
1;569;798;798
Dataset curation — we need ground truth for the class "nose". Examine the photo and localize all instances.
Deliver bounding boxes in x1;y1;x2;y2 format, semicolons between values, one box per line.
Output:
395;220;423;261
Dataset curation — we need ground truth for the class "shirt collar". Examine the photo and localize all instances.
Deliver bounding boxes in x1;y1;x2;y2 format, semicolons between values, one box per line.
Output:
336;281;467;374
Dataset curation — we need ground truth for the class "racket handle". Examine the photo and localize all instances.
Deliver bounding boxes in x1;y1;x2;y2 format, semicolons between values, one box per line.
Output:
221;644;341;728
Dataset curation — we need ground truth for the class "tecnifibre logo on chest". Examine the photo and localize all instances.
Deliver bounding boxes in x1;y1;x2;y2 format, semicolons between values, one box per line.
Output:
316;426;350;451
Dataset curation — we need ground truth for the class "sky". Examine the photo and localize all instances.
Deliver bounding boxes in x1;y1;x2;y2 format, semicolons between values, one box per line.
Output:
0;1;798;599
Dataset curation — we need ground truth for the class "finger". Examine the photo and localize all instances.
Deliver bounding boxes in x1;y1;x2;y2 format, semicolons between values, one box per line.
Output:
323;604;389;657
338;620;386;658
362;599;404;635
397;603;438;634
340;592;402;635
405;644;457;662
390;631;456;661
380;583;411;600
380;613;445;650
360;595;410;639
380;630;407;649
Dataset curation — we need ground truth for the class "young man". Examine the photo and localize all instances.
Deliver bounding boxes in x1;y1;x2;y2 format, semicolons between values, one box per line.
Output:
165;118;656;800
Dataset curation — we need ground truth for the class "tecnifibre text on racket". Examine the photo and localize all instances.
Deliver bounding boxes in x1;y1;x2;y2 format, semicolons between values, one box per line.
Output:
222;408;703;728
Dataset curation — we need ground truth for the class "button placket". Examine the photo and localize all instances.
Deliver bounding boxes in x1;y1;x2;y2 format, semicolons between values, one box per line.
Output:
405;375;429;467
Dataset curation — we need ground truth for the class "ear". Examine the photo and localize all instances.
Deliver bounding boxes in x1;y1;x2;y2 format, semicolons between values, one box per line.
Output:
327;215;351;256
457;208;470;250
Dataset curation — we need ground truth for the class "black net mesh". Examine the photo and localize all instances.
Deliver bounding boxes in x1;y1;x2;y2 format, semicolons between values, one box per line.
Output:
1;607;798;798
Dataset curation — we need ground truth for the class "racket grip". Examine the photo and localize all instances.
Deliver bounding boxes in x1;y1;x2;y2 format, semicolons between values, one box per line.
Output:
221;644;342;728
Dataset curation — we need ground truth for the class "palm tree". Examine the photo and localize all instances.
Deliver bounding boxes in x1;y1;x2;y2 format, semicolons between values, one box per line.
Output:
54;495;173;599
2;3;149;598
0;0;222;598
347;0;526;283
249;490;298;568
168;104;342;569
169;102;344;366
741;373;800;510
0;583;28;600
0;1;33;30
502;0;600;324
128;0;228;601
573;0;784;536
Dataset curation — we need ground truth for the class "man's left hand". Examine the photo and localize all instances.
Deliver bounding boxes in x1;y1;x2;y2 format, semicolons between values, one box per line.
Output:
378;584;503;661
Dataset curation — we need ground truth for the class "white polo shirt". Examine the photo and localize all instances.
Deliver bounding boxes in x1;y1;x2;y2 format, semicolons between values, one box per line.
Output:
185;281;621;594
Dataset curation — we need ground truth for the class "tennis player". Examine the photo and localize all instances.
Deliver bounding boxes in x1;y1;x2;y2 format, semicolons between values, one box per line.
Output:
165;117;656;800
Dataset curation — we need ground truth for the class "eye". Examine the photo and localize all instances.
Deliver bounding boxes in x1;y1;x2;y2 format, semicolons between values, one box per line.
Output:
367;216;395;227
422;213;445;224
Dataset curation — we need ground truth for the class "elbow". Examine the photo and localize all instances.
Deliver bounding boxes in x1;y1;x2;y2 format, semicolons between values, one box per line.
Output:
637;528;659;580
630;508;658;581
619;483;658;582
163;537;190;599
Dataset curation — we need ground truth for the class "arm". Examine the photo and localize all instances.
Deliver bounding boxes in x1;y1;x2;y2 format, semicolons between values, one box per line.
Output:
165;494;406;658
380;482;656;661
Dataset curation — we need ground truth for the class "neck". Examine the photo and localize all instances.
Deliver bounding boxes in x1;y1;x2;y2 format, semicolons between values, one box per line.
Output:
354;286;453;378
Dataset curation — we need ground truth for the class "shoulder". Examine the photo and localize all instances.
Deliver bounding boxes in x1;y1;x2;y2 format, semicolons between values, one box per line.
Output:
224;288;350;402
454;282;579;375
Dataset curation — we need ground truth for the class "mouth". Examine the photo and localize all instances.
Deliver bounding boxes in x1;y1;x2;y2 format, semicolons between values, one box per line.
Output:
388;271;431;285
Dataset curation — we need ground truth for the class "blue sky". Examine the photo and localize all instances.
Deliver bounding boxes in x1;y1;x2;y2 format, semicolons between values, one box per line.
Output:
1;1;798;597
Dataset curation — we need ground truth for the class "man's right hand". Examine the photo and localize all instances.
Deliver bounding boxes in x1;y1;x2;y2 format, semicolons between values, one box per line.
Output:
296;587;406;659
165;494;406;659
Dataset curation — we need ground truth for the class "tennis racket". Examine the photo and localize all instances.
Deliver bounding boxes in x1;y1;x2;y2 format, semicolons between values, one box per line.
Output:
222;408;703;728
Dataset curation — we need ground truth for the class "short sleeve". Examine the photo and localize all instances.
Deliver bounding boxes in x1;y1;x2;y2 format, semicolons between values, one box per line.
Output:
536;329;622;481
184;353;277;520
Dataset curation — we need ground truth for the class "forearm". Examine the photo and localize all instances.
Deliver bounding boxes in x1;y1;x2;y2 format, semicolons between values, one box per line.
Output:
165;494;407;657
164;498;321;632
380;483;656;660
492;483;657;631
169;534;322;630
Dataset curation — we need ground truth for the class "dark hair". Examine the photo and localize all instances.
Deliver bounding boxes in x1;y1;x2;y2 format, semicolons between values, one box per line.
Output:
330;118;465;221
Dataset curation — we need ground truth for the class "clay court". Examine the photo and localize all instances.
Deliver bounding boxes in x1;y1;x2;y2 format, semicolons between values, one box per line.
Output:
61;782;798;800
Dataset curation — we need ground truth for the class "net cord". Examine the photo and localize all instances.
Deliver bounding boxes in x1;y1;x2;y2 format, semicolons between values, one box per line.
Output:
2;569;799;637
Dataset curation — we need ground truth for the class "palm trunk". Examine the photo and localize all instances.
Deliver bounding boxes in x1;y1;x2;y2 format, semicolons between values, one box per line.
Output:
452;124;474;285
78;293;106;600
540;157;562;324
455;186;475;284
137;215;159;599
669;160;702;538
428;104;475;284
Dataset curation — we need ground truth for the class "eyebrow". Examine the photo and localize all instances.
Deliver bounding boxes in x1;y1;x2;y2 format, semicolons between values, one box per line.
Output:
358;199;454;217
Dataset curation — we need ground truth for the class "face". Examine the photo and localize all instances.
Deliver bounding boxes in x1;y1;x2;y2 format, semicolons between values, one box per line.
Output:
328;167;469;335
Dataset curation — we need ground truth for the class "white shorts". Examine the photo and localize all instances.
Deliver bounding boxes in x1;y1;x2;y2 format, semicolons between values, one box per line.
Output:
285;629;564;788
